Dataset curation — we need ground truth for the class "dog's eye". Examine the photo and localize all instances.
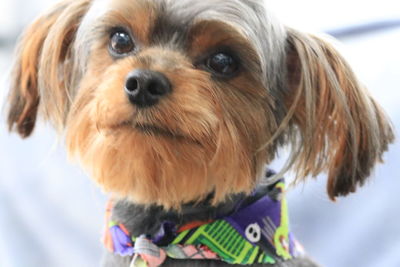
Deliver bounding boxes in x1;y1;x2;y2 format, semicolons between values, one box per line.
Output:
206;52;239;76
109;31;135;56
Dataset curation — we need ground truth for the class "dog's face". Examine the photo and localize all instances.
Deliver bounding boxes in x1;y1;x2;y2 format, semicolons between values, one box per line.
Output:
7;0;394;208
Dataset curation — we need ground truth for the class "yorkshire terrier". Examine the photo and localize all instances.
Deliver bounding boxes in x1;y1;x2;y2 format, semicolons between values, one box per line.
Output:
6;0;394;266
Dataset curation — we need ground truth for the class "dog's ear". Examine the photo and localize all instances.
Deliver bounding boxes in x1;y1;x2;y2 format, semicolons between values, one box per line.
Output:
7;0;91;138
284;28;394;200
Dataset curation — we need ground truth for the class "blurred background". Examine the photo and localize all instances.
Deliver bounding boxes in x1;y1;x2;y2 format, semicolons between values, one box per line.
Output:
0;0;399;266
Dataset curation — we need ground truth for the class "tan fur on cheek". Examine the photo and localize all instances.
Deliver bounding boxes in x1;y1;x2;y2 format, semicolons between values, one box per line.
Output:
92;64;134;129
209;74;278;196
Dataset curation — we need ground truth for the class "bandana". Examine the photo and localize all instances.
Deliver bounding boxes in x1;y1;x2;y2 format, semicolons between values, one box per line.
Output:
103;180;304;267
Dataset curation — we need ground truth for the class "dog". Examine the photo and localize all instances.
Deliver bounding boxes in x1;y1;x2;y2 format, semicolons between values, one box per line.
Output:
6;0;394;266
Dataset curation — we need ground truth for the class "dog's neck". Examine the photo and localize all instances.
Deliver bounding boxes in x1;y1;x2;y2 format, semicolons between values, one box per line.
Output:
109;169;278;239
111;191;245;238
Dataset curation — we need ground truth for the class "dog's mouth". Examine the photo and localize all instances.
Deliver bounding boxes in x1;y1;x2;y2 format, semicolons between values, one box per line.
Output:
136;124;202;145
109;121;200;144
135;123;181;138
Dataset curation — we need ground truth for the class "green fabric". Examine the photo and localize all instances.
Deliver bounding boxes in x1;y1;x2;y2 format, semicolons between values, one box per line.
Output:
172;220;276;264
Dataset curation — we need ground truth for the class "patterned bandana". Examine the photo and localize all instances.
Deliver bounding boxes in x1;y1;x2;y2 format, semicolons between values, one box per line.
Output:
103;180;304;267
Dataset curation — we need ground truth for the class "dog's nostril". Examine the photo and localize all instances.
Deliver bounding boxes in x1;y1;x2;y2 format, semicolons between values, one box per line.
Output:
148;80;165;96
125;78;139;93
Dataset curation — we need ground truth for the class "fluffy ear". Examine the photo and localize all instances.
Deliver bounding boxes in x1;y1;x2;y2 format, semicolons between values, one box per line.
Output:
7;0;91;138
284;28;394;200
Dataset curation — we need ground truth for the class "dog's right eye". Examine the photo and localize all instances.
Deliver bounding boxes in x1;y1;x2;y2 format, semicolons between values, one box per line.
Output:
205;52;239;77
109;30;135;56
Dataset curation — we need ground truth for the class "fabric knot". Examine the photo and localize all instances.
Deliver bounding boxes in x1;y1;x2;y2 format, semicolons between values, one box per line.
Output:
130;235;167;267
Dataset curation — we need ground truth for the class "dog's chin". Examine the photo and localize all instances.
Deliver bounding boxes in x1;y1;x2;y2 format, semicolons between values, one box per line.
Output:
67;116;258;208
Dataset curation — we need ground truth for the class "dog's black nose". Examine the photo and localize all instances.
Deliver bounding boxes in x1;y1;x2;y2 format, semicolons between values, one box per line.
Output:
125;70;172;108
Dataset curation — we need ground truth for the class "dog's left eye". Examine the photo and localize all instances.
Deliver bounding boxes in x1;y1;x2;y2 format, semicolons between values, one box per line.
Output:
109;30;135;56
206;52;239;77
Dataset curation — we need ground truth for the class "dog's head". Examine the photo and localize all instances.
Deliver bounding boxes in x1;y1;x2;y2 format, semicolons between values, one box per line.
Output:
7;0;394;208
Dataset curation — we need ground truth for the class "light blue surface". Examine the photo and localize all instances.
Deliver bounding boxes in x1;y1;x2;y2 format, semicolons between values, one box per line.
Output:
1;1;399;267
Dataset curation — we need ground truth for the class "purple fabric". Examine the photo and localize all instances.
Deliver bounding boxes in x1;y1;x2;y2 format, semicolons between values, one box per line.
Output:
152;221;176;244
225;195;281;245
110;225;134;256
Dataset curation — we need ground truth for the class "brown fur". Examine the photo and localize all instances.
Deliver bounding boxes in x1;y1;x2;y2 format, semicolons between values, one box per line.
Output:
7;0;91;136
284;28;395;199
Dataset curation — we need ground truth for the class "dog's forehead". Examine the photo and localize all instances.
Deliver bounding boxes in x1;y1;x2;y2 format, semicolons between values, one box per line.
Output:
86;0;268;38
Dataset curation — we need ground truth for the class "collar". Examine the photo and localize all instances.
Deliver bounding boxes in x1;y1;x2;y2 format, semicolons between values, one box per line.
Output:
103;179;304;267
